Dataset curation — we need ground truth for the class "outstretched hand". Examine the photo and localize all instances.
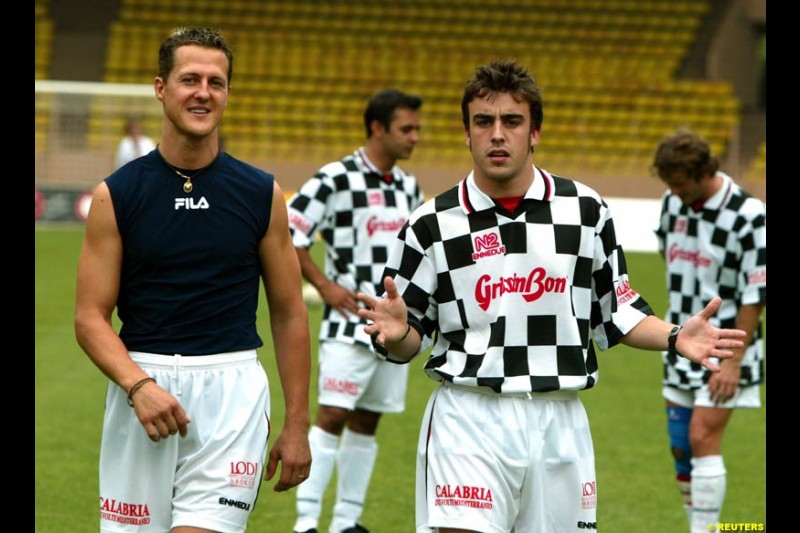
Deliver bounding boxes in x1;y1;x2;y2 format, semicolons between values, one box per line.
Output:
357;276;410;345
677;296;746;372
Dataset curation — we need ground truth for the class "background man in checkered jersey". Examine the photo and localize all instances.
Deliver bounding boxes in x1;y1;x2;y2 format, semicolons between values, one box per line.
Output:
652;129;766;533
356;60;746;533
286;89;424;533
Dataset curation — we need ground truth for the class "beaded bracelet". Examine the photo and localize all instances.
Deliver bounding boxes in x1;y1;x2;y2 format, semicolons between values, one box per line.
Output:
127;377;156;407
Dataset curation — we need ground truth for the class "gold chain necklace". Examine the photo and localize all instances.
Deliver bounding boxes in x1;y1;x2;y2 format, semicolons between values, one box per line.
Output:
166;163;210;194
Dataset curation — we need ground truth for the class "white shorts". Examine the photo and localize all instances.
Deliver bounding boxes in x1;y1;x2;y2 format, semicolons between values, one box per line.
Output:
317;340;409;413
99;351;269;533
662;384;762;409
415;383;597;533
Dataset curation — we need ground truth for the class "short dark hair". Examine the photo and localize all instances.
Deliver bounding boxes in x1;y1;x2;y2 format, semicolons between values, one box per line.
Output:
158;27;234;85
461;60;543;132
652;128;719;182
364;89;423;138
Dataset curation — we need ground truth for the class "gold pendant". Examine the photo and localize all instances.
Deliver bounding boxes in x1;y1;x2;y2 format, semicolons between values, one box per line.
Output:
183;180;193;193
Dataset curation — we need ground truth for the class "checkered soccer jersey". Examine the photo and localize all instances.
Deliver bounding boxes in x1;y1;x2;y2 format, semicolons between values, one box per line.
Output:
378;167;654;394
287;148;424;347
655;172;766;390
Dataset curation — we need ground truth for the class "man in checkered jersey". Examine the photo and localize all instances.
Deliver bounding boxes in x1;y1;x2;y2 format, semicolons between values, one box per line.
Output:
287;89;424;533
357;61;746;533
652;129;766;533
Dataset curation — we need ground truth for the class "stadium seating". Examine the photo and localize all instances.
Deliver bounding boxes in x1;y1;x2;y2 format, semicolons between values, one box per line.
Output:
35;0;54;81
46;0;744;180
35;0;54;154
745;141;766;181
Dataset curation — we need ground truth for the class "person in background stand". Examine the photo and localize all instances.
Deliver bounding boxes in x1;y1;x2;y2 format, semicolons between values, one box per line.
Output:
115;117;157;169
287;89;424;533
652;129;766;533
75;27;312;533
356;60;746;533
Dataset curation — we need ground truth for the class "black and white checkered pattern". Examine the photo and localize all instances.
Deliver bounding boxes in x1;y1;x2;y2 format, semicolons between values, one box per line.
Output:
380;167;654;394
287;148;424;347
655;172;766;389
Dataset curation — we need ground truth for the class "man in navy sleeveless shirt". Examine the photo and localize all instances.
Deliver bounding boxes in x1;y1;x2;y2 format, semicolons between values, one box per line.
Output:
75;27;312;533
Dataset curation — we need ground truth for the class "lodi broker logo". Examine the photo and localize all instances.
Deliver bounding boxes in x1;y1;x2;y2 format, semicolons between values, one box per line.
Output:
581;480;597;509
229;460;259;489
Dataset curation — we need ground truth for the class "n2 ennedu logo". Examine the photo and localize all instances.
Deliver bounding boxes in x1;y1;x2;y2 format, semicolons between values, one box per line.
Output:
475;268;567;310
472;232;505;260
175;197;210;210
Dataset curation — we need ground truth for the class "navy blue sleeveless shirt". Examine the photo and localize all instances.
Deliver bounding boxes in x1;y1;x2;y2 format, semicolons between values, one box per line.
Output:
106;150;274;355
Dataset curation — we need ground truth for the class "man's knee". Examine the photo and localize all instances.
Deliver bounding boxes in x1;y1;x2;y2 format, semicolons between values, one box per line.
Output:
667;405;693;476
347;408;381;434
316;405;352;434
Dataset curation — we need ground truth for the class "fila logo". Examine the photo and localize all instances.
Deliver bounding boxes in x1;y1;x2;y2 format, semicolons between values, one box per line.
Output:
175;197;209;210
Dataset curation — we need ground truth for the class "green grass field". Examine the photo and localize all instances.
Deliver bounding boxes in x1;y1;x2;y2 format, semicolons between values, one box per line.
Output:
35;225;765;532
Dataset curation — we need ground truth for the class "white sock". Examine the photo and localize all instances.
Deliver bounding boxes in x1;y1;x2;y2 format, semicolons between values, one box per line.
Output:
690;455;726;533
676;476;692;525
294;426;340;531
329;428;378;533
